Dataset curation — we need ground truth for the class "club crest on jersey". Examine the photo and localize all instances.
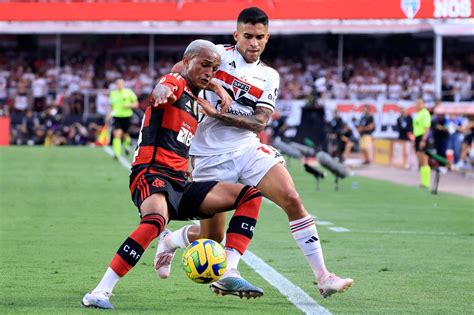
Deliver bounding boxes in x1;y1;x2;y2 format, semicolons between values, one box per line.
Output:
232;79;251;99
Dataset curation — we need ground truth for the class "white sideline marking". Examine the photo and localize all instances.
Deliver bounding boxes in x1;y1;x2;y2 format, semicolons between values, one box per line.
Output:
328;227;350;232
351;229;461;236
316;221;334;226
104;146;132;170
103;147;331;315
243;251;331;315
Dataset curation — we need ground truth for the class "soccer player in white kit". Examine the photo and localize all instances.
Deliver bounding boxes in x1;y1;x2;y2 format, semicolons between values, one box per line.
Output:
155;7;353;299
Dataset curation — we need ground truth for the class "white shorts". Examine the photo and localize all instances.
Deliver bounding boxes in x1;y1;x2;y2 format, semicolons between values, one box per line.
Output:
191;142;285;186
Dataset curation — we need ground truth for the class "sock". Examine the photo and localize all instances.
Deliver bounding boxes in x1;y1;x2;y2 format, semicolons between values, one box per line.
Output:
420;165;431;188
124;135;131;150
166;225;192;250
290;215;328;281
225;185;261;255
92;267;120;294
108;213;166;284
224;247;242;271
112;137;121;158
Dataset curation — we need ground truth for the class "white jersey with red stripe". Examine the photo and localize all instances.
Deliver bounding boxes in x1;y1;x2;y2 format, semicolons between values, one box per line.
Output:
190;44;280;156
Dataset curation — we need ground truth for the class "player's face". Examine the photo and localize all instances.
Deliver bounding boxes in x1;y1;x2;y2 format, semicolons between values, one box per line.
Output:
116;79;125;90
184;50;221;90
416;99;425;110
234;22;269;63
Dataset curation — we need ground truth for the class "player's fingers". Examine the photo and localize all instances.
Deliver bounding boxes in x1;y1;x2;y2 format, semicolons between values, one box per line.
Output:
168;94;177;103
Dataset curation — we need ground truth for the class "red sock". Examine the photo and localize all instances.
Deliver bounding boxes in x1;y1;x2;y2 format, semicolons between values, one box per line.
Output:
109;213;166;277
225;186;261;254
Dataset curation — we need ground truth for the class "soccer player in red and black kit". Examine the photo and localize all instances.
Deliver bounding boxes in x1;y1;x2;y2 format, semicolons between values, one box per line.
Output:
81;40;263;309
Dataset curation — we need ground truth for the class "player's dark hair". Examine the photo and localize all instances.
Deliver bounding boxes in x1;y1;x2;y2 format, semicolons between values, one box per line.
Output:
237;7;268;26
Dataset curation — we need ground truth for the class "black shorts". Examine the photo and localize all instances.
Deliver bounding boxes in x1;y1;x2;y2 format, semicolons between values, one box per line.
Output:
464;133;473;145
113;117;132;133
415;136;426;152
130;168;218;221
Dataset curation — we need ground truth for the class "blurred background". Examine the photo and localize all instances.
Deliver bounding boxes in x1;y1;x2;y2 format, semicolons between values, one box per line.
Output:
0;0;472;174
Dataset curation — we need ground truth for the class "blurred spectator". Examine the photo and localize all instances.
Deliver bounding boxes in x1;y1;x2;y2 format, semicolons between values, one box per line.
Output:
456;119;474;169
0;75;7;106
446;115;465;163
431;108;449;158
32;73;48;112
356;105;375;164
396;107;413;141
336;123;354;162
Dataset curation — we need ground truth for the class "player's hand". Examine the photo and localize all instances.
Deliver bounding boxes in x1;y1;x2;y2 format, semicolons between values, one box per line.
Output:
195;97;217;117
152;84;176;107
213;85;232;113
420;140;426;149
105;113;112;124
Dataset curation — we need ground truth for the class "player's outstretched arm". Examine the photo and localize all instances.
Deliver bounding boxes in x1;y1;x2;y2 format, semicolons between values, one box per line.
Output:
152;83;177;107
197;97;271;133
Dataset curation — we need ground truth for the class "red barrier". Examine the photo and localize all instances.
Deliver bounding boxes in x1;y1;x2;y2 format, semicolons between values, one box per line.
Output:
0;0;472;21
0;117;10;146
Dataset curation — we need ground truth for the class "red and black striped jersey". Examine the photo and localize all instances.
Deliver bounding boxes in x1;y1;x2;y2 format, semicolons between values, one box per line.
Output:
131;73;199;180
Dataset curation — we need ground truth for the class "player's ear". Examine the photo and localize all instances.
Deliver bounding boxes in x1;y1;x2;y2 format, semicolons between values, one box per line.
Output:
233;30;239;42
182;56;190;68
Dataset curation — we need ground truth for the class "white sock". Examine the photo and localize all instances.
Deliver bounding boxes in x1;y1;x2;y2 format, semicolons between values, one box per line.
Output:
92;267;120;294
289;215;328;281
224;247;241;271
166;225;192;250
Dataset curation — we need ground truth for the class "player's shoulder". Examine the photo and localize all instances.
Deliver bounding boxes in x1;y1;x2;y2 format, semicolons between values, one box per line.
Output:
216;44;235;52
257;61;280;80
159;72;187;87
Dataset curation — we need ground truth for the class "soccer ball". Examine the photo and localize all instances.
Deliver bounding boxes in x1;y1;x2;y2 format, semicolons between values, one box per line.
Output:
182;238;227;284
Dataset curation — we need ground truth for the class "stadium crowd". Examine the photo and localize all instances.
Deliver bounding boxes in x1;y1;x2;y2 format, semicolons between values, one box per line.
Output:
0;50;472;168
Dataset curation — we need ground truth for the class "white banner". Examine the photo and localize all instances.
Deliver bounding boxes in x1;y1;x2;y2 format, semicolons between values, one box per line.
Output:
323;99;421;139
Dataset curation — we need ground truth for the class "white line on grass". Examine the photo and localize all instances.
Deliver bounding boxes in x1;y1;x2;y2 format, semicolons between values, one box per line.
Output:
351;229;462;236
243;251;331;315
328;227;350;232
315;221;333;226
102;147;330;315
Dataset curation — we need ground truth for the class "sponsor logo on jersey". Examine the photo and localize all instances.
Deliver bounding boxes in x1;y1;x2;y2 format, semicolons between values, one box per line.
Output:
177;125;194;146
401;0;420;19
227;107;252;116
232;79;251;99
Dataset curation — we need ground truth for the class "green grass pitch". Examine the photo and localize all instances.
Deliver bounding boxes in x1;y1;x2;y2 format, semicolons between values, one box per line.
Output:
0;147;472;314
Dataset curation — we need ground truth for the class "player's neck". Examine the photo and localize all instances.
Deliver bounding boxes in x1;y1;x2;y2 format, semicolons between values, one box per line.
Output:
236;47;259;64
182;74;200;96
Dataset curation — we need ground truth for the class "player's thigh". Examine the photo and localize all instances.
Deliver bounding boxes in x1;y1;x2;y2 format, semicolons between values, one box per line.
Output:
199;182;244;214
191;154;239;182
256;162;296;202
256;163;306;219
140;193;169;220
239;143;285;187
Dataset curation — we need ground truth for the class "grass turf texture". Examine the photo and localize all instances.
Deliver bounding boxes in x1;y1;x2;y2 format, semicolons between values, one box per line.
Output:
0;147;472;314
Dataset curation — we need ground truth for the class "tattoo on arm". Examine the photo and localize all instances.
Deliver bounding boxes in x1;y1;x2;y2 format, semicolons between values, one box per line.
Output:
214;106;272;133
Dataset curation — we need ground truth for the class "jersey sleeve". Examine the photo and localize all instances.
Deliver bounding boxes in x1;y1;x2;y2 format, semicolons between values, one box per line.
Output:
216;44;231;58
424;111;431;128
128;89;138;102
256;70;280;112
